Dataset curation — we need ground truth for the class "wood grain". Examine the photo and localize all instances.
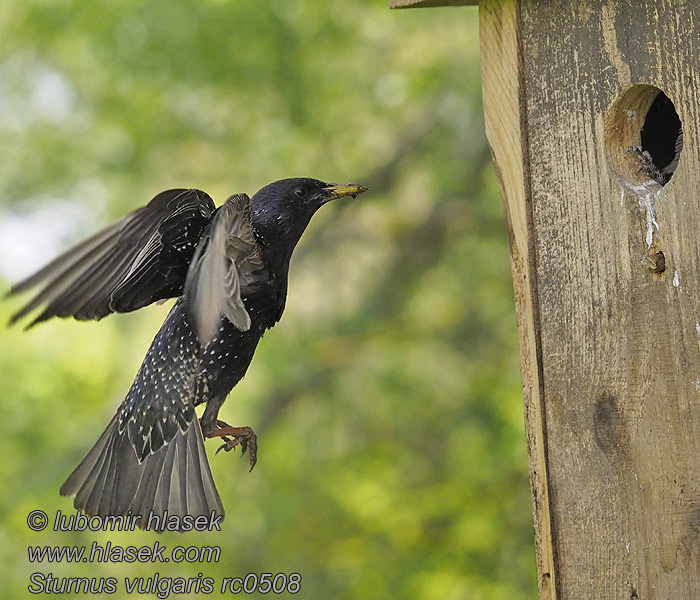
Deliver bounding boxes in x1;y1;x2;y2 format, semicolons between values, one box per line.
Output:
480;1;557;598
482;0;700;597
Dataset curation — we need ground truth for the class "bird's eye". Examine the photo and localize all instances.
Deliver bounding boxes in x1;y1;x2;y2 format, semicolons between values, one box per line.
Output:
294;187;306;198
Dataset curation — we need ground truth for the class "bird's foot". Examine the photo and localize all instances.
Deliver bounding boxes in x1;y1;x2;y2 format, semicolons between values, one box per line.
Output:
204;419;257;472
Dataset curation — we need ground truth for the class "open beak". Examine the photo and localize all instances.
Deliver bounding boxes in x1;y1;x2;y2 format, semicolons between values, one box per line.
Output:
322;183;369;202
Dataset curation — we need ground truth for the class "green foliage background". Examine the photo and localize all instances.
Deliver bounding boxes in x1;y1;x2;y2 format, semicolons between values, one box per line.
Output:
0;1;535;598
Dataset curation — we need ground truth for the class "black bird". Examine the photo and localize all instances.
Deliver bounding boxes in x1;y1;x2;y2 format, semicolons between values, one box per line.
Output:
7;178;367;525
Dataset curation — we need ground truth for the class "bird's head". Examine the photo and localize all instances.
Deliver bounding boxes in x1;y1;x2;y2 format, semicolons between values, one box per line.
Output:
250;177;367;252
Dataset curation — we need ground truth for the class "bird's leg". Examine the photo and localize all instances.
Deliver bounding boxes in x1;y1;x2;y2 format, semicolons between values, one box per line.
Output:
204;419;258;472
199;395;226;437
198;396;258;471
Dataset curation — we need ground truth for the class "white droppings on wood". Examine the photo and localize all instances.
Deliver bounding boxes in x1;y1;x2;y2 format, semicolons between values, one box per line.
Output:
617;182;661;247
673;271;680;287
639;191;660;248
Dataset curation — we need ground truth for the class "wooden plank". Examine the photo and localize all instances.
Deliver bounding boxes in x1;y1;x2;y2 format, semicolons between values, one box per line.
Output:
482;0;700;597
479;1;557;597
390;0;476;8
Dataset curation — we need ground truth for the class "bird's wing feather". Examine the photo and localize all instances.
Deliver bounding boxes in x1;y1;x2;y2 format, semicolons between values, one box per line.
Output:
6;189;216;326
183;193;264;345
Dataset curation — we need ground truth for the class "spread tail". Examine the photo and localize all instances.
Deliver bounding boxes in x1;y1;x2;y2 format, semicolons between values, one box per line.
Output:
60;413;224;528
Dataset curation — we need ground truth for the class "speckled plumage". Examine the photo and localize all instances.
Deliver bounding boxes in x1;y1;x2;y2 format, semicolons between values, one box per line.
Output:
8;178;367;527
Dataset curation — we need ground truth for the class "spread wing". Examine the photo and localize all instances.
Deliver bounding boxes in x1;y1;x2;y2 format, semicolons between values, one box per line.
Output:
6;189;216;327
183;193;265;345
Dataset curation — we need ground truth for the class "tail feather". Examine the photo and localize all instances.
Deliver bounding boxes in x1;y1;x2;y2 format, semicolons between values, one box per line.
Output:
61;414;224;528
186;418;223;514
62;414;116;505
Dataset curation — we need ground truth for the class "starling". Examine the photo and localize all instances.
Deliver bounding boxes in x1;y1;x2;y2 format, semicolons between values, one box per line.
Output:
7;178;367;526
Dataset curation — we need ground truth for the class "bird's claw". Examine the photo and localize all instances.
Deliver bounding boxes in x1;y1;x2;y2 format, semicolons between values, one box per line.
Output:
206;420;258;471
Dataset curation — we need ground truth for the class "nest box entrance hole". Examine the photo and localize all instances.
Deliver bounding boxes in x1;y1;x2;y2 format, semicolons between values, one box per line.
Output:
605;85;683;190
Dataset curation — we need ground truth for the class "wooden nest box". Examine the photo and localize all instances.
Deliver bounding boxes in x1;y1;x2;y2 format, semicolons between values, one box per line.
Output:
392;1;700;598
